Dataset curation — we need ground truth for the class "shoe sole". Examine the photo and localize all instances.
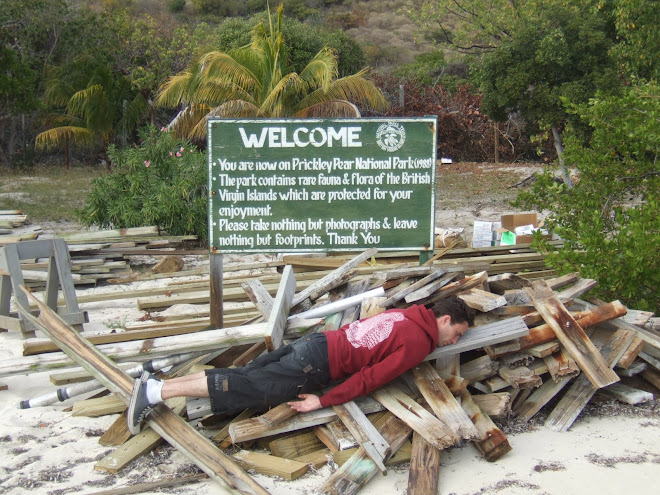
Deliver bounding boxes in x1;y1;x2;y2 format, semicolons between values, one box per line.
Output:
127;376;144;435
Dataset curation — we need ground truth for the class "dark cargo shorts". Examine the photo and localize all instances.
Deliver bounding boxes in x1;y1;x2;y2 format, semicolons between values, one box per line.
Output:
205;332;331;414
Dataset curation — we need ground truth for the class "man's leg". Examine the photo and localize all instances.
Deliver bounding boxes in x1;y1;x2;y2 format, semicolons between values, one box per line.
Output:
127;371;211;434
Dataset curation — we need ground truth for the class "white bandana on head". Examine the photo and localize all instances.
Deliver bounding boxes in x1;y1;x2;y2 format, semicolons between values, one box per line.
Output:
345;313;406;350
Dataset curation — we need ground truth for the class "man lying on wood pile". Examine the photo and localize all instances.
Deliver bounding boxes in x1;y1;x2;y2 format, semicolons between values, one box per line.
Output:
127;296;475;434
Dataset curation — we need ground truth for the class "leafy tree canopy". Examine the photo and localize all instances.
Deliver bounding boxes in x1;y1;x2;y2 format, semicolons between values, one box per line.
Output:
476;5;618;128
515;81;660;311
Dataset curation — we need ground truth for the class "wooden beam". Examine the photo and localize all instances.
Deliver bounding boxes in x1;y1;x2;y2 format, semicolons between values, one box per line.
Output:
457;288;507;312
333;401;390;474
545;325;635;431
372;383;460;450
524;281;619;389
424;316;529;361
18;288;268;495
229;396;385;443
264;265;296;350
407;432;442;495
459;389;511;462
485;300;627;358
412;362;479;440
315;412;413;495
292;248;377;307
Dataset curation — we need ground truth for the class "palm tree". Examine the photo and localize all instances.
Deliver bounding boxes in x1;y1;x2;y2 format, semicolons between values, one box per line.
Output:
36;57;147;169
156;4;388;139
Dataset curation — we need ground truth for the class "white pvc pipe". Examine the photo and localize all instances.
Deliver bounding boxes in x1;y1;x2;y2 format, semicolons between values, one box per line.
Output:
292;287;385;320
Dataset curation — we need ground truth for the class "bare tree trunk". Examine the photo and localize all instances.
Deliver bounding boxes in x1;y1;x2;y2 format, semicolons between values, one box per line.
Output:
551;125;573;189
148;98;156;127
7;117;16;170
64;138;70;170
494;121;499;164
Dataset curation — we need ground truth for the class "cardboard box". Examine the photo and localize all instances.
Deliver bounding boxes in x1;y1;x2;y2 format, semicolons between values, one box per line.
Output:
500;213;550;245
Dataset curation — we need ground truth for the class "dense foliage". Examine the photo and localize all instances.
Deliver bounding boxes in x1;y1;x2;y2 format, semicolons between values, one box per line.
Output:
514;82;660;311
77;127;208;242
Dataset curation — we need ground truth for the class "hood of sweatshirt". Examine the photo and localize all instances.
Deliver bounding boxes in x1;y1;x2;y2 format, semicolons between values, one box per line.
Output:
400;304;439;349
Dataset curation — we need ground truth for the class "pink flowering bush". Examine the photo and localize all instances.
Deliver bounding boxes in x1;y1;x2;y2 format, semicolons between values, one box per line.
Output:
78;126;208;243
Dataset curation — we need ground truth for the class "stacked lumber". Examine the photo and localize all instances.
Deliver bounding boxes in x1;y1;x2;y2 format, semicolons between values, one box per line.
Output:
9;248;659;495
0;210;39;244
17;226;198;287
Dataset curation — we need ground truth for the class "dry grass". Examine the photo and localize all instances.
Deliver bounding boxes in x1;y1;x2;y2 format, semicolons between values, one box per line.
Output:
0;166;104;223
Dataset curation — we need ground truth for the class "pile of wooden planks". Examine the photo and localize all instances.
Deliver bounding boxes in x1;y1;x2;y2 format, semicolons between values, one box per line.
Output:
0;210;40;245
8;247;659;495
16;226;198;287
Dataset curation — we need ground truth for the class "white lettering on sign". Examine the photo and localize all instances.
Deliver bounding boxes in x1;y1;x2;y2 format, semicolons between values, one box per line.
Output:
238;126;362;148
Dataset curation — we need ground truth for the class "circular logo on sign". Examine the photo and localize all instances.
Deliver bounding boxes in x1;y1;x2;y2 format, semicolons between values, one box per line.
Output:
376;122;406;152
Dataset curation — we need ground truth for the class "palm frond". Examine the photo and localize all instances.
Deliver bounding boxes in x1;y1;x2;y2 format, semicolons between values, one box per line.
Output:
118;93;149;136
67;84;111;131
200;51;261;94
259;73;304;117
193;79;256;107
35;126;95;150
295;71;389;114
166;104;212;138
299;47;338;92
293;100;361;118
155;70;197;108
190;100;261;139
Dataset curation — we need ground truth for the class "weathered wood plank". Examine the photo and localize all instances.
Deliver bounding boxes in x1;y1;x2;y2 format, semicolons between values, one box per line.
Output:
229;396;385;443
264;265;296;350
403;273;458;303
372;383;460;450
18;288;268;495
525;281;619;389
407;432;442;495
472;392;512;418
485;300;627;358
292;248;377;307
601;383;654;405
515;376;573;421
316;411;412;495
412;362;479;440
333;400;390;473
232;450;309;480
459;389;511;462
241;279;274;318
545;324;635;432
458;288;507;312
379;269;448;307
424;316;529;361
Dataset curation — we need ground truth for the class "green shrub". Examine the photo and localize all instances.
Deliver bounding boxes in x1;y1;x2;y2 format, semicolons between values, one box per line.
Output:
77;126;208;244
167;0;186;13
514;82;660;311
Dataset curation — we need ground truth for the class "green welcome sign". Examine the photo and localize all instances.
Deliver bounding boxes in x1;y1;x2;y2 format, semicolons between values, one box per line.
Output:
208;117;437;253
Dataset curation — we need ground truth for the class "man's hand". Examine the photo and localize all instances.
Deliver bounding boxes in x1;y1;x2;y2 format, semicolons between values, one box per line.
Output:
287;394;322;413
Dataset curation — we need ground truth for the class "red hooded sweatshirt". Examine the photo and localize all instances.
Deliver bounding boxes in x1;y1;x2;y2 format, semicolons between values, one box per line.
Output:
319;305;438;408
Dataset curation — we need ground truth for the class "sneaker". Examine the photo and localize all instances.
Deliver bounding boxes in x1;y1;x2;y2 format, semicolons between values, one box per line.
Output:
127;371;156;435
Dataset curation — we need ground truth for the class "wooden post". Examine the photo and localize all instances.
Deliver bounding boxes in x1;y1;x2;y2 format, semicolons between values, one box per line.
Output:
209;253;223;329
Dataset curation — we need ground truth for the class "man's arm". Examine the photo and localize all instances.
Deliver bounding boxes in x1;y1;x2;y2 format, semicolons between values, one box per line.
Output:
318;345;428;408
